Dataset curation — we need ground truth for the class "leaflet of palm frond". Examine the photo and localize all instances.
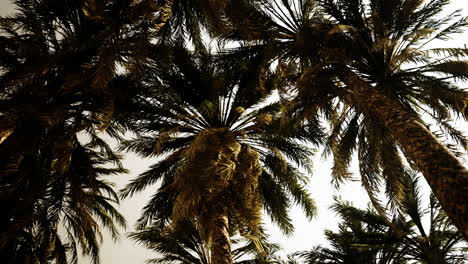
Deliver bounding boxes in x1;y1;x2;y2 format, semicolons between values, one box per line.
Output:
398;174;428;237
358;133;404;236
130;221;208;264
92;46;116;91
410;74;468;121
331;199;384;231
86;49;116;131
92;99;115;132
29;140;126;264
233;226;277;259
284;66;338;125
197;0;225;36
379;133;407;209
322;103;349;157
261;126;317;173
121;156;182;218
135;186;177;231
86;132;125;169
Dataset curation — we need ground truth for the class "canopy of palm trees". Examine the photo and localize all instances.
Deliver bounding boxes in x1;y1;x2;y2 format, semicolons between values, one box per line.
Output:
1;0;467;263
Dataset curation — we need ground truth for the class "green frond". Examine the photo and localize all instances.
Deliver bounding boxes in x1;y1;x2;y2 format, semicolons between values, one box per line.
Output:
136;186;176;230
380;134;407;209
262;154;316;220
258;171;294;235
120;149;182;199
399;173;426;237
330;113;360;185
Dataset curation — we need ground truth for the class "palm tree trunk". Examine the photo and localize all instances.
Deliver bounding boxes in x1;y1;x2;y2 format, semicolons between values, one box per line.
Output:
210;204;232;264
347;74;468;240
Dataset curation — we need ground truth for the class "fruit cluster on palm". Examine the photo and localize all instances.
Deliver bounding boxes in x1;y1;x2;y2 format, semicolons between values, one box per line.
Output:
1;0;467;263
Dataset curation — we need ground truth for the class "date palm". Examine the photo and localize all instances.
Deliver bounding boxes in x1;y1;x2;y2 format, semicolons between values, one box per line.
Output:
316;0;468;237
300;175;467;264
300;202;405;264
219;0;468;237
0;0;151;243
1;136;127;264
119;45;319;264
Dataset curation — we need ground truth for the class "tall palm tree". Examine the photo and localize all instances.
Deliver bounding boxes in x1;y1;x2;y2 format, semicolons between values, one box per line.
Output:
317;0;468;238
0;0;151;244
119;45;319;264
300;175;467;264
218;0;468;237
0;136;127;264
129;219;280;264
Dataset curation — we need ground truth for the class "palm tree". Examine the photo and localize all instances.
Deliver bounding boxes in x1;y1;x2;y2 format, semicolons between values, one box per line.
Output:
0;0;151;244
299;205;404;264
218;0;468;237
317;0;468;238
1;136;127;264
119;45;319;264
300;175;467;264
129;219;280;264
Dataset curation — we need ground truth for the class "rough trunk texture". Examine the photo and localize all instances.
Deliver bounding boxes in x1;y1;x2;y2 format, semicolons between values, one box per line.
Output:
348;75;468;240
210;205;232;264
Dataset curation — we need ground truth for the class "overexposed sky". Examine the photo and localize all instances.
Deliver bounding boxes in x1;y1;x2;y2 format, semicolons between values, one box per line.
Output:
0;0;466;263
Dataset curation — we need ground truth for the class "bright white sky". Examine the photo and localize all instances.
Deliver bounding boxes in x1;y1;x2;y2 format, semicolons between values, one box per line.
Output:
0;0;466;263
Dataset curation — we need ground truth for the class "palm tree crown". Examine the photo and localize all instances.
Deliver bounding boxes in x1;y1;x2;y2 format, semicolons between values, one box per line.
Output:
119;45;320;262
